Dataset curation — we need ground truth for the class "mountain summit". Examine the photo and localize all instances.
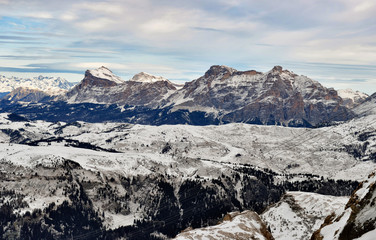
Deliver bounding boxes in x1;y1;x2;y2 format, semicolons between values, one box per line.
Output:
130;72;170;83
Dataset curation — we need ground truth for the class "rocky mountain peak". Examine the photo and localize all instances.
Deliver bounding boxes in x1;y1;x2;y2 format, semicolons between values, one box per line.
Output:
78;66;124;89
204;65;237;78
130;72;169;83
272;65;283;73
268;66;296;78
86;66;124;85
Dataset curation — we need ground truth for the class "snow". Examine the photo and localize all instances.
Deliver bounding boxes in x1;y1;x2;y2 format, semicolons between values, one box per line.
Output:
261;192;348;240
0;112;375;180
88;66;124;84
320;208;352;239
0;111;375;237
130;72;169;83
354;228;376;240
354;95;376;116
316;171;376;239
338;88;368;102
174;210;269;240
104;212;135;229
0;74;73;94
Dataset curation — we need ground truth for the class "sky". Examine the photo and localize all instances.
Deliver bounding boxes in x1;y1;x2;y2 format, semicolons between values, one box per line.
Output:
0;0;375;94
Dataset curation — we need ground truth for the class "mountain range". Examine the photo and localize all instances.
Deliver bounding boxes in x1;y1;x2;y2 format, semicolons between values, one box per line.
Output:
0;65;375;239
0;75;74;95
0;65;370;127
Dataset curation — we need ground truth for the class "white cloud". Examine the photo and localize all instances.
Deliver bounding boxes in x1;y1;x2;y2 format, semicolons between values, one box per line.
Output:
25;12;54;19
141;19;185;34
0;0;375;93
77;17;116;32
331;0;376;23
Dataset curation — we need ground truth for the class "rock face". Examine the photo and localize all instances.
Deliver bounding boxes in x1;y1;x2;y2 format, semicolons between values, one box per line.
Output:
65;67;177;107
174;210;274;240
166;65;352;127
312;171;376;240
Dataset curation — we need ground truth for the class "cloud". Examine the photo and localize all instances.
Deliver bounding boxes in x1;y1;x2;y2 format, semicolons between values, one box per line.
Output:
0;0;375;93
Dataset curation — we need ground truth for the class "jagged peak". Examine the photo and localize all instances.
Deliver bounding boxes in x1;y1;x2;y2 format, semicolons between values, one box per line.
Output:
130;72;169;83
87;66;124;84
204;65;237;78
272;65;283;72
268;66;295;76
208;65;237;73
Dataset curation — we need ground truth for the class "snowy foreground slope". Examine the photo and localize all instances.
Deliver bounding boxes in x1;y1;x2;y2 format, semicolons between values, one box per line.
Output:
0;112;375;239
261;192;348;240
312;171;376;240
174;192;349;240
174;210;274;240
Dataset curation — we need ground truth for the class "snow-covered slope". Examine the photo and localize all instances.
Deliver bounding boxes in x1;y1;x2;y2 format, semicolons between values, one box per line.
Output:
174;210;273;240
337;89;368;108
262;192;348;240
0;111;375;180
0;74;74;95
353;92;376;117
0;111;374;239
312;171;376;240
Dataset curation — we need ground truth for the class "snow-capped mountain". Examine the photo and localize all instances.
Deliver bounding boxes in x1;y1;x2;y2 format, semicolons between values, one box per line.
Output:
337;88;368;108
312;171;376;240
65;66;177;107
0;74;74;95
1;65;364;127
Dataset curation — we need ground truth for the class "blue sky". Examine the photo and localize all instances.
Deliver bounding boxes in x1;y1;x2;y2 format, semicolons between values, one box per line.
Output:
0;0;375;94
